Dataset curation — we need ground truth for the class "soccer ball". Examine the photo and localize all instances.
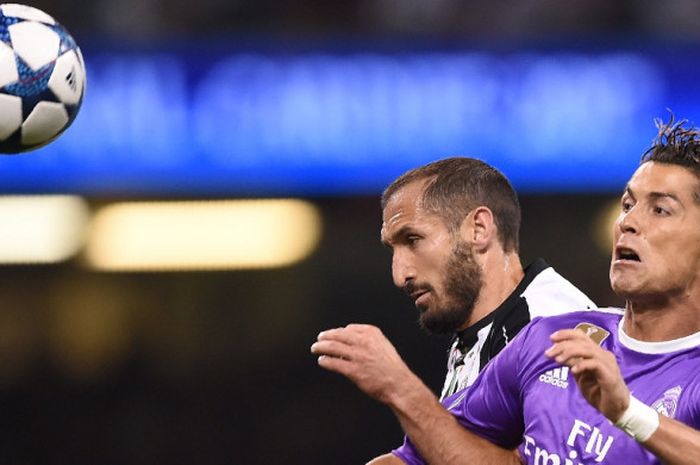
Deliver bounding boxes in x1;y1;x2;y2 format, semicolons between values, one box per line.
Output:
0;3;85;154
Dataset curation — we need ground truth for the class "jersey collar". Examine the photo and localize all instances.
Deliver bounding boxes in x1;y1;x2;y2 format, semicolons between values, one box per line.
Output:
453;258;550;347
619;315;700;354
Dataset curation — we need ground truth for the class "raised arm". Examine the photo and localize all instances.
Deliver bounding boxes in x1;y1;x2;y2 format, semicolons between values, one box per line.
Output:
311;324;522;465
547;329;700;465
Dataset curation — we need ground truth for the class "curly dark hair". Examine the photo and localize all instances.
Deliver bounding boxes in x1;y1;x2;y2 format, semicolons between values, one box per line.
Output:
641;115;700;202
381;157;521;253
642;116;700;170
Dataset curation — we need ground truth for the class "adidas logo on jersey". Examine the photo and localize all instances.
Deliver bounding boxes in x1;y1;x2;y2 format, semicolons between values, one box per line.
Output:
539;367;569;389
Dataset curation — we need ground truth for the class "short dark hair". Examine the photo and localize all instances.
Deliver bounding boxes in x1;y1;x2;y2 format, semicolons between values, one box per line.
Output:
642;116;700;203
382;157;521;253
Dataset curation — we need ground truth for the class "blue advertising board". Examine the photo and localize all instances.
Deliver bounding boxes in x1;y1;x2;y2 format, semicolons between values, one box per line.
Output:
1;41;698;196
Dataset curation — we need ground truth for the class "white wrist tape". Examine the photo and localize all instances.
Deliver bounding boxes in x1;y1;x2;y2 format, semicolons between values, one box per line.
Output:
614;395;660;442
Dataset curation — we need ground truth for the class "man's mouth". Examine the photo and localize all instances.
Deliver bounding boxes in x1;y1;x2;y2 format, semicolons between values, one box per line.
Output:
413;290;430;306
615;246;641;262
405;284;431;308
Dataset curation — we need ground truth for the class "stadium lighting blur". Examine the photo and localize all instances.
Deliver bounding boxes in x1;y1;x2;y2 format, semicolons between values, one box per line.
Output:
593;198;621;255
0;195;88;264
85;199;322;271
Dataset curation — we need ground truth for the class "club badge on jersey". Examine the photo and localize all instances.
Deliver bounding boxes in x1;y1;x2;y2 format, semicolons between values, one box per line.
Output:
575;322;610;345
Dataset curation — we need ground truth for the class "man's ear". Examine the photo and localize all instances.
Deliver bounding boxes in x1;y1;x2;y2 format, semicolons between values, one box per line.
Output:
459;206;496;253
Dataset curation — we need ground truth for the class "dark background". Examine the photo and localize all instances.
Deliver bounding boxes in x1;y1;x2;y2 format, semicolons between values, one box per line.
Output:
0;1;692;463
0;195;618;464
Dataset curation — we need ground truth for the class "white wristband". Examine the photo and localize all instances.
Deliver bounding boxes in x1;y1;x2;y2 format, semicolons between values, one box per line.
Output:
614;395;660;442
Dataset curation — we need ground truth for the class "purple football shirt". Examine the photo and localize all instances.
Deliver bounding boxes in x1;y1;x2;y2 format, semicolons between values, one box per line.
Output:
394;309;700;465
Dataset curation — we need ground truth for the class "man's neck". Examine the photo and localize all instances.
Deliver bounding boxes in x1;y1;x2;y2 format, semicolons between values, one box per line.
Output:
623;296;700;342
461;251;524;329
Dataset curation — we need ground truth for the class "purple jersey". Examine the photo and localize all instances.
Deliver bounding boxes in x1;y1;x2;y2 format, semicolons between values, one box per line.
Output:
394;309;700;465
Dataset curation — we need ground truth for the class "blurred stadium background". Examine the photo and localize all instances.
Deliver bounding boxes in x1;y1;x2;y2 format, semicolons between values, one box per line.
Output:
1;0;699;463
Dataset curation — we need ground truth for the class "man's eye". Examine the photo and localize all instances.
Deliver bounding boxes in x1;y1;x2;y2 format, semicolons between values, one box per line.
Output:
407;236;420;246
621;200;633;212
653;206;670;216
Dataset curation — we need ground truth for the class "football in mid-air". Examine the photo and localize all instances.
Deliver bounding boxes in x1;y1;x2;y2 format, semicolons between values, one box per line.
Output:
0;3;85;154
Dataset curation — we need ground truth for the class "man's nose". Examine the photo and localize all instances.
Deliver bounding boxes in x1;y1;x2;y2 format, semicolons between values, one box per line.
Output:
617;208;639;235
392;250;416;288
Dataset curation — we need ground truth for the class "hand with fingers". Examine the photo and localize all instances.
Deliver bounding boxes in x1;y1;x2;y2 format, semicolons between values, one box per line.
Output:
545;328;630;422
310;324;419;404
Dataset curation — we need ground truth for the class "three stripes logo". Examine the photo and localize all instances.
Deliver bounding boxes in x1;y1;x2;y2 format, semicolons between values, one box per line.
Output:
539;367;569;389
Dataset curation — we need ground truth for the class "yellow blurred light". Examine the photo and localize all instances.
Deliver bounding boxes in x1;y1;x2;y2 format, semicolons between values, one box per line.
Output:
85;199;322;271
593;198;621;255
0;195;88;264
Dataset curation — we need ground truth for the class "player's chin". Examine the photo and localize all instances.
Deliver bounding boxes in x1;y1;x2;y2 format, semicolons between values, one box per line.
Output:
415;301;430;315
610;269;633;291
419;309;461;335
417;309;435;330
610;277;643;300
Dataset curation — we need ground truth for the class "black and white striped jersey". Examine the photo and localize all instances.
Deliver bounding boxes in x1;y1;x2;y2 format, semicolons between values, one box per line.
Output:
440;258;595;400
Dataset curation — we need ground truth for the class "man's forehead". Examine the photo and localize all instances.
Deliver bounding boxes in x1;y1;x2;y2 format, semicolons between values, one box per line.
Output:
380;210;439;244
381;201;421;234
627;162;698;198
381;185;443;241
382;181;427;219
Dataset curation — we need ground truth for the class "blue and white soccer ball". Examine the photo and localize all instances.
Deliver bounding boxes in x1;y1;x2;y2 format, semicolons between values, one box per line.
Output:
0;3;85;154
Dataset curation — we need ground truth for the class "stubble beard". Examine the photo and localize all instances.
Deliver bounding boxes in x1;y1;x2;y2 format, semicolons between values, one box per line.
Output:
419;240;483;335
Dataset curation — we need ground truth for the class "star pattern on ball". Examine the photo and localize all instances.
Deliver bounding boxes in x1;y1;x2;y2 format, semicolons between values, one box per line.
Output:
0;4;86;154
0;13;21;42
1;18;63;119
5;57;61;118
